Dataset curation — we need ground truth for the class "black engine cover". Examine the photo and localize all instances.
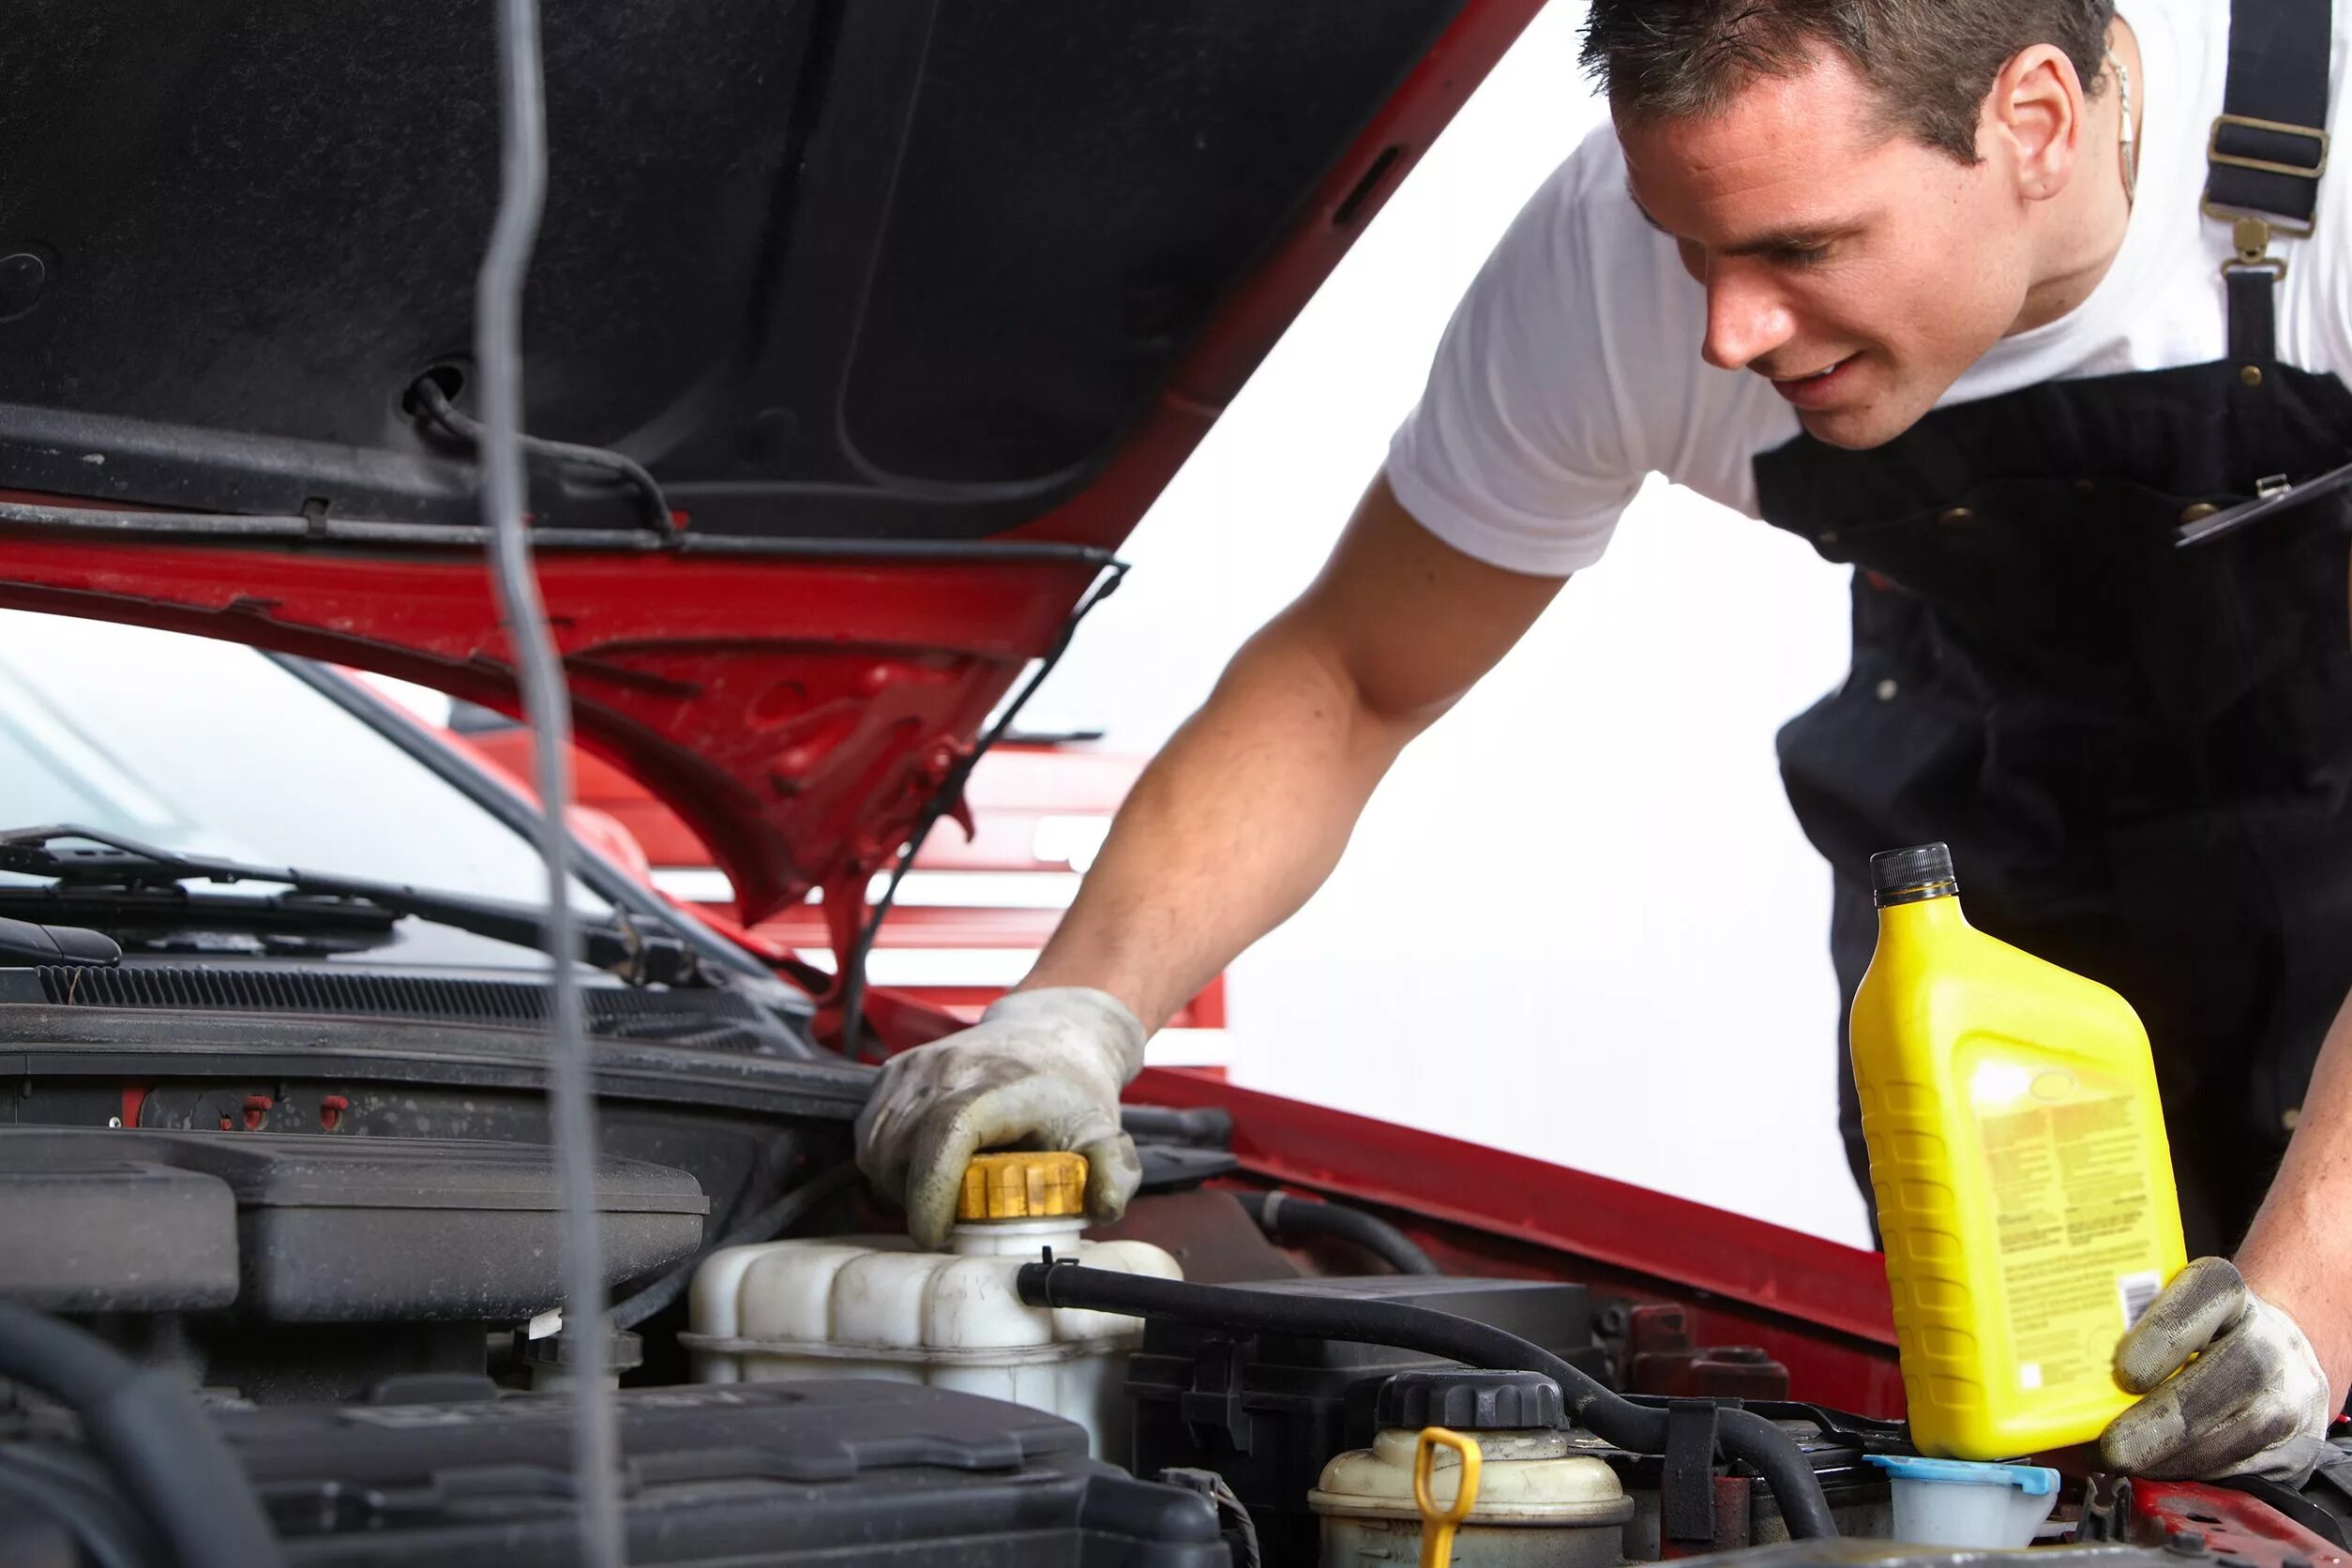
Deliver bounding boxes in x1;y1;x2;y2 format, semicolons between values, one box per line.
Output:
0;1127;705;1319
0;1381;1229;1567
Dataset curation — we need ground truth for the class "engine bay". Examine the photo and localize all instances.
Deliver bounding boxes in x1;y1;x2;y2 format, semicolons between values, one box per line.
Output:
5;995;2351;1567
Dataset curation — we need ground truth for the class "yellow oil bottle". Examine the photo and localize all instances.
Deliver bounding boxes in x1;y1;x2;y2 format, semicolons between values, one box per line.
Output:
1850;843;2186;1460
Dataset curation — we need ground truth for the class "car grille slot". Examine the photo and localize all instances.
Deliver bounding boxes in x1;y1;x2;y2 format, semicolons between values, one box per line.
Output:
32;963;771;1040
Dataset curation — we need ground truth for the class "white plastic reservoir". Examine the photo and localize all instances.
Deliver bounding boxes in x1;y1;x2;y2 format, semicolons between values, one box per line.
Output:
685;1151;1180;1457
1864;1455;2061;1548
1310;1369;1633;1568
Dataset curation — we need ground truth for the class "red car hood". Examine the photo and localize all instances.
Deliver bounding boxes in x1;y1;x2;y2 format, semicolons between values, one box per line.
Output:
0;0;1538;935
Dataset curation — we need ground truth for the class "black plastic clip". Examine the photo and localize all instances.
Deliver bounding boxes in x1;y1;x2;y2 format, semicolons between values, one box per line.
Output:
1178;1335;1256;1455
1663;1398;1726;1546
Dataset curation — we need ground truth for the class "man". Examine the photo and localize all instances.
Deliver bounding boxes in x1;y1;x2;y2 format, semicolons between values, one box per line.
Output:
861;0;2352;1483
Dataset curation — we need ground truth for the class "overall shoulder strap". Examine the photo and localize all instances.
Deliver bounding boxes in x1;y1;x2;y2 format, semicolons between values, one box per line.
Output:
2204;0;2332;371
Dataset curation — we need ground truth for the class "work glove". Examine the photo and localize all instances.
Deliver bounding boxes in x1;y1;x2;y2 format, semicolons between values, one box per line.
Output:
854;986;1146;1249
2098;1257;2337;1485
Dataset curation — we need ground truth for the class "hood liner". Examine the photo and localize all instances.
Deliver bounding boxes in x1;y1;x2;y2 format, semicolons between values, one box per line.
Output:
0;0;1545;942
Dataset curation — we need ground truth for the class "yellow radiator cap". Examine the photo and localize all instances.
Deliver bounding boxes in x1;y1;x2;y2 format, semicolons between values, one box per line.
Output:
957;1151;1088;1222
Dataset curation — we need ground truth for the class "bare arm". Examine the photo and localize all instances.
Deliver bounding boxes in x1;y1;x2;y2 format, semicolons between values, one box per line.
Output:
2102;988;2352;1479
2238;987;2352;1400
1020;475;1567;1029
2234;556;2352;1402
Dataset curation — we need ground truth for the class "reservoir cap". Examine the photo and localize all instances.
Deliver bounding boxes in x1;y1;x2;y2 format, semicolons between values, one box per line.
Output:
1865;1455;2057;1494
1871;843;1958;907
1376;1369;1564;1433
957;1151;1087;1222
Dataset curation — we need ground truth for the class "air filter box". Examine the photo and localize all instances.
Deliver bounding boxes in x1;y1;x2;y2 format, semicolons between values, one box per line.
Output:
0;1126;706;1319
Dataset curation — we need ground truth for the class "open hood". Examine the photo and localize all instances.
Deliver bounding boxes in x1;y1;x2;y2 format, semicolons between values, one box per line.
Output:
0;0;1540;941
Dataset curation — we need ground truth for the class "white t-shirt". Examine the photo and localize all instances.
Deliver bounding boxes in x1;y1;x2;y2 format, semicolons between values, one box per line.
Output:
1385;0;2352;578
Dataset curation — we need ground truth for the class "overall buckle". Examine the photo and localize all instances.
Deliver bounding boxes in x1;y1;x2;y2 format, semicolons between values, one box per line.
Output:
2204;113;2327;279
2207;112;2330;182
2204;207;2293;279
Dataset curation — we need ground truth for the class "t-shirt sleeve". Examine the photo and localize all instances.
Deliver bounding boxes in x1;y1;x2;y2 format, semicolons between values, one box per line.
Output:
2307;53;2352;377
1384;129;1652;577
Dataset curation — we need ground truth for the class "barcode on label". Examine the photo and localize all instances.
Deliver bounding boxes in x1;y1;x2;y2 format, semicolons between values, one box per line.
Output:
2119;1272;2163;1328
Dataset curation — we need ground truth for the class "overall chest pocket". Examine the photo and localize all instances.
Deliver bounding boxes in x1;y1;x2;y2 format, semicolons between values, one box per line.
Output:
1811;477;2352;731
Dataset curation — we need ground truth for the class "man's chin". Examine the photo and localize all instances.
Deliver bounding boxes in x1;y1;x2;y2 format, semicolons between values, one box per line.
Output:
1797;400;1921;451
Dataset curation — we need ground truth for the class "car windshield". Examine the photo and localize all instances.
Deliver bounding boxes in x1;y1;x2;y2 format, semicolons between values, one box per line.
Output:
0;610;607;943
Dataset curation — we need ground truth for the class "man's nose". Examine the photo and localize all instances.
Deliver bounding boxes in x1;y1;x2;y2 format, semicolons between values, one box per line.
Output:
1701;264;1796;372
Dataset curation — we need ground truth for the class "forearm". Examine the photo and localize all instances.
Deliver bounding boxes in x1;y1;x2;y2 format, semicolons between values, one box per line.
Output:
2237;984;2352;1399
1020;617;1424;1031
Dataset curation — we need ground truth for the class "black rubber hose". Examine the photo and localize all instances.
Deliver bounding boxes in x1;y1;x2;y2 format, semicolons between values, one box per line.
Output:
1120;1105;1234;1147
1233;1189;1440;1275
609;1163;859;1329
412;378;676;538
1017;1261;1838;1541
0;1303;282;1568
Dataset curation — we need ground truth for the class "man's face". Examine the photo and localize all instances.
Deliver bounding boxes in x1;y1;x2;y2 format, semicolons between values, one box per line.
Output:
1619;52;2033;450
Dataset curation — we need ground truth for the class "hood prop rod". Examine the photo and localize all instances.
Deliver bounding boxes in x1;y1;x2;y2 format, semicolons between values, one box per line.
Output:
837;558;1126;1061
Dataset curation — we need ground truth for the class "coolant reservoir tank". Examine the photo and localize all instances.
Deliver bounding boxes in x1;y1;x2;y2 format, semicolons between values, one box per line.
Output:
685;1151;1180;1457
1308;1371;1632;1568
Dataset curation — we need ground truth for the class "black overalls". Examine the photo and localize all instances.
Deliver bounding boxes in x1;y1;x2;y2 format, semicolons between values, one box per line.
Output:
1759;0;2352;1259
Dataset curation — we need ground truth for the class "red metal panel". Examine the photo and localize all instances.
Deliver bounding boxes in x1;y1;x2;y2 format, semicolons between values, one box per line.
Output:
0;539;1093;927
1681;1304;1905;1419
1133;1067;1899;1349
2133;1482;2348;1568
463;728;716;867
757;905;1063;948
468;732;1148;879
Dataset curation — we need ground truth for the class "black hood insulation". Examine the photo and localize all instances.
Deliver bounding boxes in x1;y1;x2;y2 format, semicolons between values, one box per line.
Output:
1;0;1468;541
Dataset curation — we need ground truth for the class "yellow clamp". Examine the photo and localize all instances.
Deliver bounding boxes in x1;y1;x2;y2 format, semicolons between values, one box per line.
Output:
1412;1425;1483;1568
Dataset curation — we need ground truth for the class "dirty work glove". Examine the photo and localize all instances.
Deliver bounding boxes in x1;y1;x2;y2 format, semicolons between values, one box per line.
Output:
2098;1257;2336;1485
854;987;1146;1249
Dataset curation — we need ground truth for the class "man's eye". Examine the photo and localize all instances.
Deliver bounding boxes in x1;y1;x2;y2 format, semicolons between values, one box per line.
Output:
1777;244;1832;267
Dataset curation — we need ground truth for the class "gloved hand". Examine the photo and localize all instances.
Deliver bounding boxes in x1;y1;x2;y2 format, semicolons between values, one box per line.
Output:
2098;1257;2337;1484
854;986;1147;1248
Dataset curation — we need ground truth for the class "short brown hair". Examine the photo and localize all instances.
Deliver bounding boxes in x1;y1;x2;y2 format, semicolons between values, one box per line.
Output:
1580;0;2116;163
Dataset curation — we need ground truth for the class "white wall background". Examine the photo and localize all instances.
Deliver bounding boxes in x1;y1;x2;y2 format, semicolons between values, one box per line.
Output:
1029;3;1873;1246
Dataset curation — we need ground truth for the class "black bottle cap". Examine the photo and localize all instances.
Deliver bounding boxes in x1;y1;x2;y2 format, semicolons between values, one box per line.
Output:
1870;843;1957;907
1374;1369;1564;1433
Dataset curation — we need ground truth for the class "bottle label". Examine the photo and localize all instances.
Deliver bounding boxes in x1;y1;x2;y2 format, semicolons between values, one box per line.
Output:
1973;1067;2162;1395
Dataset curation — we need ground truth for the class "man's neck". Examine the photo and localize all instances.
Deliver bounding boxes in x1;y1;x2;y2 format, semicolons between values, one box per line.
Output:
2012;14;2146;335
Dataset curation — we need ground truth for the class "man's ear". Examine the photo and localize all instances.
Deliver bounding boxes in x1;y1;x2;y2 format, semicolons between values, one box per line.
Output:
1984;43;2087;202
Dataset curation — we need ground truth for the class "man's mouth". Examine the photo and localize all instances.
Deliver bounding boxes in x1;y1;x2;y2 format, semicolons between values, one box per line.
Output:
1766;354;1860;409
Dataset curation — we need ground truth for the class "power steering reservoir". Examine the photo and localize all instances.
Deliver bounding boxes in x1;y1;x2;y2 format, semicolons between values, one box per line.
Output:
684;1151;1180;1457
1309;1370;1631;1568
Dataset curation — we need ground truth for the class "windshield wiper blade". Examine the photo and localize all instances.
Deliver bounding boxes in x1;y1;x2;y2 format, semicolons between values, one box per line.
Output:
0;914;121;968
0;824;710;987
0;885;399;958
